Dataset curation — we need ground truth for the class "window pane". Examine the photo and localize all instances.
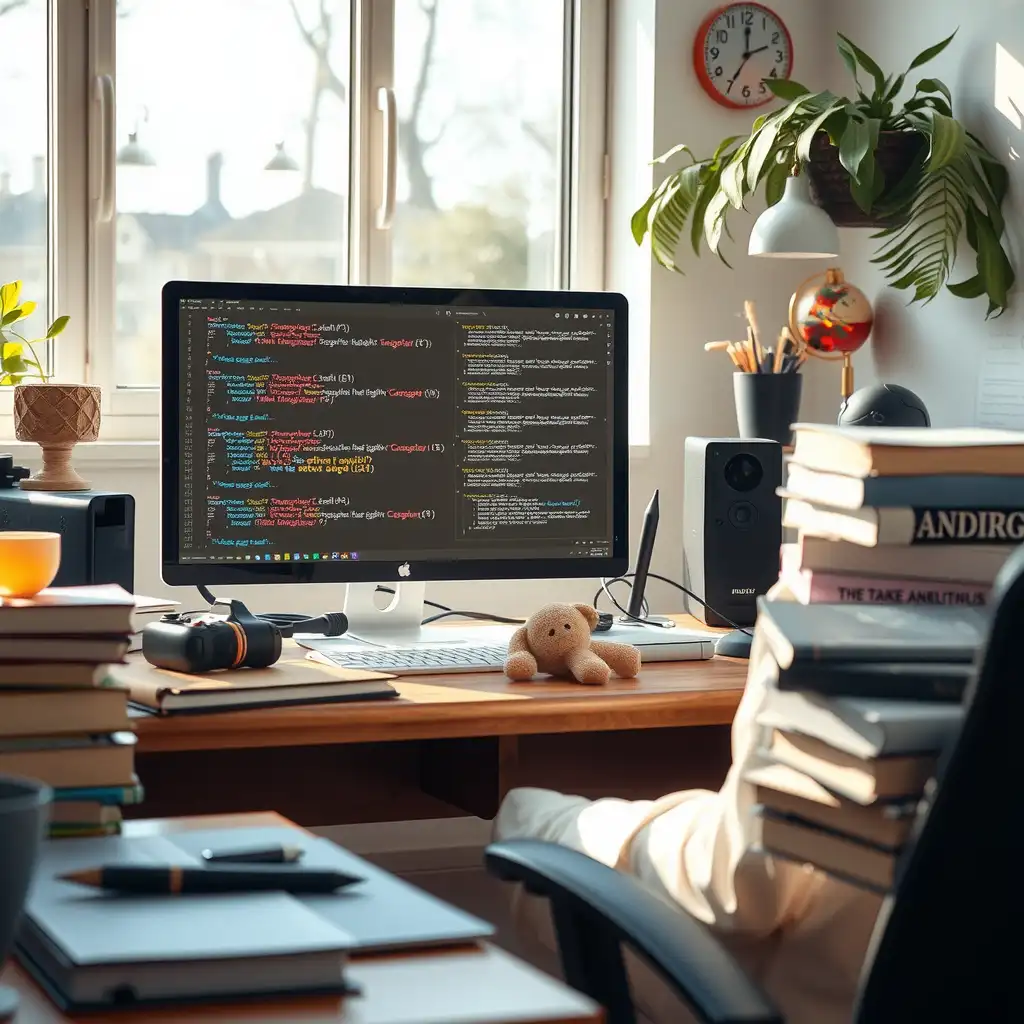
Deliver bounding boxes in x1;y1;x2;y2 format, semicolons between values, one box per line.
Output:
114;0;351;388
0;0;48;383
390;0;565;289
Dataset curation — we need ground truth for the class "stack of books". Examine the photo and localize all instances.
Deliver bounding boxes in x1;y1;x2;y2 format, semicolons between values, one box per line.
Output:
745;599;979;893
0;585;141;837
777;423;1024;607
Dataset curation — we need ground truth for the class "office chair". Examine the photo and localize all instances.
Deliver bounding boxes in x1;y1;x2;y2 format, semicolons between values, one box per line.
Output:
486;547;1024;1023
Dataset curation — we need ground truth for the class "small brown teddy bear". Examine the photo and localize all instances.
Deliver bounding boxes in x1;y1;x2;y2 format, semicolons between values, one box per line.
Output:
504;602;641;685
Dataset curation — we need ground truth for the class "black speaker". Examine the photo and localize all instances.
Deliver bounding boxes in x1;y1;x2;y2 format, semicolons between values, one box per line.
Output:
0;487;135;592
682;437;782;627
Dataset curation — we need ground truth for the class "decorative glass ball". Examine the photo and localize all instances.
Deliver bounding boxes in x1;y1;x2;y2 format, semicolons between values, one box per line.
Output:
790;268;874;355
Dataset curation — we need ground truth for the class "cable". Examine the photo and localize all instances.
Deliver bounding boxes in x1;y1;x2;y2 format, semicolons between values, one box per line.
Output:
594;572;754;637
196;585;523;631
195;586;347;636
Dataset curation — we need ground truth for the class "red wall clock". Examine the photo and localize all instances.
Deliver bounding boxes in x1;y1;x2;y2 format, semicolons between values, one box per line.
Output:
694;3;794;110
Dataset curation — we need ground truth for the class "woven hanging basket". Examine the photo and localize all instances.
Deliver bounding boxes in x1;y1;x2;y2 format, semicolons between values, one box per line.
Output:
805;130;928;228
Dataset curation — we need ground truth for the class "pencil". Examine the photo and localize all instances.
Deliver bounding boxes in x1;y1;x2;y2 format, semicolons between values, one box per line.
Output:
773;332;786;374
703;341;731;352
724;343;745;370
745;326;759;374
744;300;765;370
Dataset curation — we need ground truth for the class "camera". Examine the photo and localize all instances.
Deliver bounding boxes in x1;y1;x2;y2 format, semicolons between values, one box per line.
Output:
723;453;763;492
142;600;282;673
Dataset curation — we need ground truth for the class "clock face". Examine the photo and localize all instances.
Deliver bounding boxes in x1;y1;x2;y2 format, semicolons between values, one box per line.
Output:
696;3;794;109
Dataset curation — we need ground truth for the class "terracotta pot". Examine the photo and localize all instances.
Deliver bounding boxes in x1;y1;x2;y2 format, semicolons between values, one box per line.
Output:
13;383;101;491
805;130;927;228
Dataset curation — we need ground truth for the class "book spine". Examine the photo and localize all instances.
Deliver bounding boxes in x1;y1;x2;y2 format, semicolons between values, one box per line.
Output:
788;570;990;607
906;508;1024;545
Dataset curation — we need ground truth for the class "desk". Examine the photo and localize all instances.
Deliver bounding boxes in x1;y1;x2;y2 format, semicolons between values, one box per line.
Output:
129;617;748;825
2;812;600;1024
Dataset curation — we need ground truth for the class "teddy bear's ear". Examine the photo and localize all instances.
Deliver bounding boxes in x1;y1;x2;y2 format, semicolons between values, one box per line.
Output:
572;603;599;630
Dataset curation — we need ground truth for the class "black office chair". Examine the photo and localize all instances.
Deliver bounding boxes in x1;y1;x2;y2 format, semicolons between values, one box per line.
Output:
486;548;1024;1023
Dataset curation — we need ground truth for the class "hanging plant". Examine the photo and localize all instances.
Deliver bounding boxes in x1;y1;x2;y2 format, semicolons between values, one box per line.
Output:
632;30;1015;318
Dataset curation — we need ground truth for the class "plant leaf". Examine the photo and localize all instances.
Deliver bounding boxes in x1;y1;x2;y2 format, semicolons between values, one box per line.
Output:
947;274;986;299
745;119;783;190
0;281;21;316
46;315;70;339
1;353;30;375
883;73;906;103
17;300;37;319
837;34;886;97
924;112;967;171
907;31;957;73
719;150;749;209
631;189;659;245
838;117;872;182
1;308;24;326
795;99;844;162
764;78;809;102
974;209;1012;313
915;77;953;105
764;159;790;207
651;143;697;166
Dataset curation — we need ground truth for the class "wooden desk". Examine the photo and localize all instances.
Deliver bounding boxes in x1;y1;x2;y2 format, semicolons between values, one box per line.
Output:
2;812;600;1024
129;618;748;825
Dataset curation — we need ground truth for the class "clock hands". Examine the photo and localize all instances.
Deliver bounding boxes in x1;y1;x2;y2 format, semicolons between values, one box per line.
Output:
726;28;768;94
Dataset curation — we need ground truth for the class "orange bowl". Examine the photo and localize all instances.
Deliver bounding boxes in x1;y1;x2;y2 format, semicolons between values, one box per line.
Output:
0;531;61;598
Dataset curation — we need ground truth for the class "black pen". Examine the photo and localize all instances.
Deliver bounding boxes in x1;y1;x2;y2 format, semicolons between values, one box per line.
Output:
59;863;362;895
201;843;305;864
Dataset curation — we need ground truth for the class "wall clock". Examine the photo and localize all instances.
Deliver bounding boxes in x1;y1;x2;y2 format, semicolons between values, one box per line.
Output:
694;3;794;109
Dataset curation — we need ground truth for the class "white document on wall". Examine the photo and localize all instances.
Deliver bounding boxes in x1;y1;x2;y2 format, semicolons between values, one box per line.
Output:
975;333;1024;429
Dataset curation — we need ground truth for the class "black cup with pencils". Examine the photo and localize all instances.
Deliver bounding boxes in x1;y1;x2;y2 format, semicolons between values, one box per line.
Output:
706;300;804;447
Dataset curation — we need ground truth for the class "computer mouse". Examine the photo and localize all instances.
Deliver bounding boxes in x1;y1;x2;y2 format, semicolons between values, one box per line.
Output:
715;629;753;659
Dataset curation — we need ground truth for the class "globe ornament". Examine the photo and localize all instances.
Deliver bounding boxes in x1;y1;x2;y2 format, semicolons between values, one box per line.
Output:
789;268;874;402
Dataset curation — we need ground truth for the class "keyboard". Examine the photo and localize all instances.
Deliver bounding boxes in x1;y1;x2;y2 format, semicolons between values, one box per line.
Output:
318;644;511;674
308;631;715;675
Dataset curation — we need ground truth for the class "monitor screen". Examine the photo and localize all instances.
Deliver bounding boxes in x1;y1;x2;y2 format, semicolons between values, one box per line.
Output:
161;283;628;586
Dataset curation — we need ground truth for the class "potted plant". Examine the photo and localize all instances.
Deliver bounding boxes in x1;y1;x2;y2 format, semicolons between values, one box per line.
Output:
632;31;1015;318
0;280;99;491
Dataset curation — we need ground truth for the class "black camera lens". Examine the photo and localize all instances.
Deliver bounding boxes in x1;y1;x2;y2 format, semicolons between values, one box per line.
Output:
723;454;763;492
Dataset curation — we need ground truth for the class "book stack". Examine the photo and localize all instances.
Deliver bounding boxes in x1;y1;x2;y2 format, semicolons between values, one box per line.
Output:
0;585;141;837
777;423;1024;607
745;599;978;893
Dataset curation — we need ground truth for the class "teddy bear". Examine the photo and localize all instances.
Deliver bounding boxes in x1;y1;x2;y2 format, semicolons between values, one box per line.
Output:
503;602;641;685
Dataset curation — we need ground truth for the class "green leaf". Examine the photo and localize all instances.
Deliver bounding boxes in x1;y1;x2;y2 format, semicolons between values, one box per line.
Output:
46;315;70;339
719;152;748;209
0;281;21;316
907;31;957;73
974;211;1012;312
915;77;952;105
837;34;886;97
795;101;844;162
1;308;24;326
924;112;967;171
690;162;723;255
836;38;861;86
651;143;697;166
764;78;810;102
883;74;906;103
838;117;873;182
712;135;743;162
631;190;659;245
947;274;986;299
745;119;784;191
1;353;30;375
764;159;790;207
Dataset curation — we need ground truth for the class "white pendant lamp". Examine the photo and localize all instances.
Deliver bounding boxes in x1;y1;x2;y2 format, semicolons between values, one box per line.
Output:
748;168;840;259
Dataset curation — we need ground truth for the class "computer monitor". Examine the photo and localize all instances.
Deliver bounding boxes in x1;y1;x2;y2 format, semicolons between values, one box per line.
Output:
161;282;628;637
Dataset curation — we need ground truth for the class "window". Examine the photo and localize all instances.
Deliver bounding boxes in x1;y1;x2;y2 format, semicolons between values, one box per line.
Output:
10;0;607;436
0;0;48;386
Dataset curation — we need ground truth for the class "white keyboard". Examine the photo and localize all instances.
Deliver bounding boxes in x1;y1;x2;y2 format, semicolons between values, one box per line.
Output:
319;644;511;674
307;630;715;675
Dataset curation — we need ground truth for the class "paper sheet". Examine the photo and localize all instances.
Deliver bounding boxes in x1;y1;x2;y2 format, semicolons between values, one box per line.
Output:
975;333;1024;429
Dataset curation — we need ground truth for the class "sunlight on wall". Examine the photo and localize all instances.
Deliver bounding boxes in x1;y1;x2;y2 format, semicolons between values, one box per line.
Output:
995;43;1024;161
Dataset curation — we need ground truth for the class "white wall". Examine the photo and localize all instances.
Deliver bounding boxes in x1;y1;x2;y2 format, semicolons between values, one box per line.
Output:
10;2;842;619
832;0;1024;424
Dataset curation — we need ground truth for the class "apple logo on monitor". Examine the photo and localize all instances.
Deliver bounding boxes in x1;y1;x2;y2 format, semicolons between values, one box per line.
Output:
398;562;411;577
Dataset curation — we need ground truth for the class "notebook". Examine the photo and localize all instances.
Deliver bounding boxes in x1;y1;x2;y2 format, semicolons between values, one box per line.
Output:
18;824;494;1010
18;833;353;1010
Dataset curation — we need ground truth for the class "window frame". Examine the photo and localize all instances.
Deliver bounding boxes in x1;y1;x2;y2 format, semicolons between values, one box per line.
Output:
3;0;612;444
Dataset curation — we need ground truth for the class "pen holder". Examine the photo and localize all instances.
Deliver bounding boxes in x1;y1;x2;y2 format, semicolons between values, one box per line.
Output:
733;371;803;446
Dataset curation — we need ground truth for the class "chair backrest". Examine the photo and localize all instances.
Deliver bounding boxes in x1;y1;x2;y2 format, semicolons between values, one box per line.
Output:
853;547;1024;1022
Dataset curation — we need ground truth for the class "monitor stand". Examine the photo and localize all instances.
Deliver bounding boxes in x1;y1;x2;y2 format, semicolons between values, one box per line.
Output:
343;582;428;645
